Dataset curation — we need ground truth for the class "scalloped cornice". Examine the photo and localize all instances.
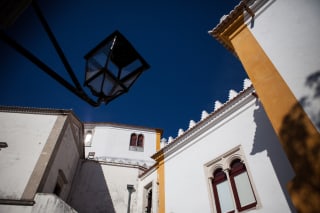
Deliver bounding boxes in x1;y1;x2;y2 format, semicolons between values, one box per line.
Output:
151;85;256;162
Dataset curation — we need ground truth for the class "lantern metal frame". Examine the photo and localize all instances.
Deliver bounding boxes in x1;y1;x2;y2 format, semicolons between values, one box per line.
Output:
84;30;150;104
0;0;150;107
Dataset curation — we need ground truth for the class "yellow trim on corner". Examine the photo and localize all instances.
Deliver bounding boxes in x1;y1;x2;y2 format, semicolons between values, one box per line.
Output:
213;11;320;212
231;25;320;213
156;130;161;151
157;153;165;213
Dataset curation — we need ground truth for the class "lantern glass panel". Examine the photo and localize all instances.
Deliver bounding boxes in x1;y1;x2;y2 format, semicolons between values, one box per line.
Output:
84;31;150;104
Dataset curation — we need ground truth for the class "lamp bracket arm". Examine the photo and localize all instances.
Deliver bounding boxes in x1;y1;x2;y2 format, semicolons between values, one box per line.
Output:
0;30;99;107
32;0;83;92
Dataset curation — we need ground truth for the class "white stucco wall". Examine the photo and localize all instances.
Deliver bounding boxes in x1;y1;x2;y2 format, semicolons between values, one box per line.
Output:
0;190;78;213
100;164;141;213
41;123;80;201
0;112;57;199
249;0;320;130
137;169;158;213
68;160;144;213
85;125;157;166
163;98;294;212
32;193;77;213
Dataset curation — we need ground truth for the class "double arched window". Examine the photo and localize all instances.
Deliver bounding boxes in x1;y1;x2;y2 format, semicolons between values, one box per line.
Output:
211;159;257;213
129;133;144;151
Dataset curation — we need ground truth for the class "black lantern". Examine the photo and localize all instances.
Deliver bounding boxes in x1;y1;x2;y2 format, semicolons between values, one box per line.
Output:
0;1;150;107
84;31;150;104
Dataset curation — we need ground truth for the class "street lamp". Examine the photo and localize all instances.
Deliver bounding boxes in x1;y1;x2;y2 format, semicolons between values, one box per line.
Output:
0;0;150;106
84;31;150;104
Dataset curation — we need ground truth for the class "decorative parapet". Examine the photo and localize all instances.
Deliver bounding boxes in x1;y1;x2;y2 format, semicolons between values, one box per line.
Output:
228;89;238;100
243;78;252;89
88;156;154;169
178;128;184;137
201;110;209;121
188;120;196;129
152;79;255;161
214;100;223;111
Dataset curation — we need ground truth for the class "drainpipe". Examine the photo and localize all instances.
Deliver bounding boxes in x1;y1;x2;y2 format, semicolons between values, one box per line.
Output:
127;184;135;213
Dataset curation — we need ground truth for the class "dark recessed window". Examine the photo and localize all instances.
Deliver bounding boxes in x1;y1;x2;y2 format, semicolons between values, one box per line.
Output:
146;189;152;213
53;169;68;197
137;134;144;147
130;133;137;146
129;133;144;152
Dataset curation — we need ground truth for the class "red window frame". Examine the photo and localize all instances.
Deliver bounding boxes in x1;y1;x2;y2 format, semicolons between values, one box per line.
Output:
211;168;235;213
137;134;144;147
130;133;137;146
229;159;257;211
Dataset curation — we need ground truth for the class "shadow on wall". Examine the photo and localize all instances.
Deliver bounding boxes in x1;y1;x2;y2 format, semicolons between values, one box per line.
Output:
279;71;320;213
67;160;116;213
250;100;296;212
300;70;320;130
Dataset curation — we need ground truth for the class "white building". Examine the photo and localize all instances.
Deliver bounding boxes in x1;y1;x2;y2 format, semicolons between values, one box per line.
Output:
0;79;296;213
68;123;162;213
209;0;320;212
0;107;83;212
0;0;319;212
139;81;295;213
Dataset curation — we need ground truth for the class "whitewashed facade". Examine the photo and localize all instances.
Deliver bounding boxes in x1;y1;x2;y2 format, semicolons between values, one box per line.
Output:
68;122;161;213
0;107;83;212
209;1;320;212
152;82;295;213
245;0;320;131
2;1;318;212
0;82;299;213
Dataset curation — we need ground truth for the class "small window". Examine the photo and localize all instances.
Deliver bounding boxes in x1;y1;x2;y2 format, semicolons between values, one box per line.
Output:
204;146;258;213
129;133;144;152
137;134;144;147
84;129;94;147
130;133;137;146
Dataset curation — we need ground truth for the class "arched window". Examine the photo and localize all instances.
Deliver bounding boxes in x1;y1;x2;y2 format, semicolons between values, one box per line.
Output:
205;147;258;213
210;159;257;213
129;133;144;151
211;168;235;213
229;159;257;211
130;133;137;146
137;134;144;147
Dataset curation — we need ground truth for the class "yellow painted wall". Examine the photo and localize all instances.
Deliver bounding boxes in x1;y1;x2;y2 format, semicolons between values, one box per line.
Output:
211;10;320;212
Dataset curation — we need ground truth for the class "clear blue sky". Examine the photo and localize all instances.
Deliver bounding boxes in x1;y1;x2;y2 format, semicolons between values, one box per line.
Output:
0;0;247;139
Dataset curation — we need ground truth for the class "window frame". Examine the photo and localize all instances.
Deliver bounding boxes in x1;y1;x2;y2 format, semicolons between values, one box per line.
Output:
130;133;137;146
129;133;144;152
211;168;235;213
137;134;144;147
204;146;259;213
229;160;257;211
84;129;94;147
